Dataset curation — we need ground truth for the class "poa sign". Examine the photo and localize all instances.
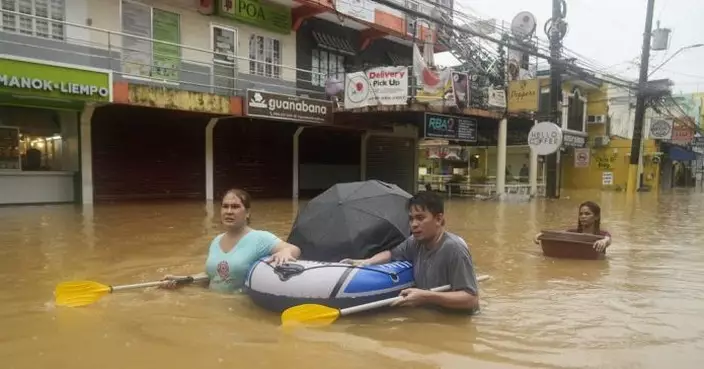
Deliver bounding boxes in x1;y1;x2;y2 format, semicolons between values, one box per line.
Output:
528;121;562;155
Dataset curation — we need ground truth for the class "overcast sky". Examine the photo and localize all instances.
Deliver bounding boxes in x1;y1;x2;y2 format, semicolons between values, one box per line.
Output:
434;0;704;94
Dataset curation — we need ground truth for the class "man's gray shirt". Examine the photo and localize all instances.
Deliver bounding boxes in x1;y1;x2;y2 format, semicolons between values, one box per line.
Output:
390;232;479;296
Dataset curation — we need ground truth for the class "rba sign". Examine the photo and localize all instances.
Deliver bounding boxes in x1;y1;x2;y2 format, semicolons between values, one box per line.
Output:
245;89;332;124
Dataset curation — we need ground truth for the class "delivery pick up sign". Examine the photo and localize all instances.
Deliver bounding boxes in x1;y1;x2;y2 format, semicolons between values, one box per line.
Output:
344;66;409;109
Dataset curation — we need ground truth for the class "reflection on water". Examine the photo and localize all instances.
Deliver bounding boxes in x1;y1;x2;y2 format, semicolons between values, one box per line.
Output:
2;190;704;368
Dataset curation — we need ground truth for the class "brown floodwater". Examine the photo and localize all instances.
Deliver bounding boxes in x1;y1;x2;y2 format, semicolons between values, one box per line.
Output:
1;189;703;369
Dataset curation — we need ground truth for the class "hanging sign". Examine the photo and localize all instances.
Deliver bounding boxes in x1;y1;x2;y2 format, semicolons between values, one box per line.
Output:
574;148;590;168
344;66;408;109
561;130;587;148
423;113;477;143
528;121;562;155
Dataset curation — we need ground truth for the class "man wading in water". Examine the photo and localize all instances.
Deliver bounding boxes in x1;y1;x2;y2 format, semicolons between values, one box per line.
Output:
342;191;480;312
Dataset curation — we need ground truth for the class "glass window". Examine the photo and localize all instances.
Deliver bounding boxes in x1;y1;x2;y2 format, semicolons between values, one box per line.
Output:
311;49;345;87
248;34;281;78
0;0;65;40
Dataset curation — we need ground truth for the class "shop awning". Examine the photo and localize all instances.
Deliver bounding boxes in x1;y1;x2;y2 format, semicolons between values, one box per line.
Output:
669;145;697;161
312;31;356;56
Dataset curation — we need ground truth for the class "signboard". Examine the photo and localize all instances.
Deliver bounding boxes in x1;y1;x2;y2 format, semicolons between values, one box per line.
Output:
217;0;291;35
245;89;332;124
508;79;538;112
528;121;562;155
574;148;590;168
649;118;673;139
602;171;613;186
0;126;20;171
423;113;477;143
561;130;587;148
0;56;112;103
344;66;408;109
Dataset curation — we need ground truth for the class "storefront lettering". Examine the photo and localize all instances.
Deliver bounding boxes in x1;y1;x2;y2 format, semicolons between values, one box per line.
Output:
238;0;265;20
528;131;560;146
266;98;327;115
595;153;617;170
428;116;454;132
0;74;109;97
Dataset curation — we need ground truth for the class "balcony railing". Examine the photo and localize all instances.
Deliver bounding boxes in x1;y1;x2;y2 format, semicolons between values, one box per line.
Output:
0;9;467;107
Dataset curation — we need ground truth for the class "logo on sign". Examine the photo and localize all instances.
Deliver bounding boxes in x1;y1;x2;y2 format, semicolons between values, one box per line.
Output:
428;115;455;132
528;121;562;156
245;90;331;123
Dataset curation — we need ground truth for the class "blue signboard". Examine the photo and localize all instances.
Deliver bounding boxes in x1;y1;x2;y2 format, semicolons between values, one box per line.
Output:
423;113;477;143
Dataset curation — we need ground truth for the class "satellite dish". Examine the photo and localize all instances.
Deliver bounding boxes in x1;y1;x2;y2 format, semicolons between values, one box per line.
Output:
510;11;537;40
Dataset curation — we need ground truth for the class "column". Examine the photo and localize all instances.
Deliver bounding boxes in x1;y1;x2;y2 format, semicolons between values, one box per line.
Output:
292;127;305;201
80;104;96;205
529;119;539;196
205;118;219;201
496;117;508;196
360;132;370;180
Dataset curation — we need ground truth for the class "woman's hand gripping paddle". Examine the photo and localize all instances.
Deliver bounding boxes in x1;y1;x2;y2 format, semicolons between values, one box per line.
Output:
281;274;491;327
54;275;206;308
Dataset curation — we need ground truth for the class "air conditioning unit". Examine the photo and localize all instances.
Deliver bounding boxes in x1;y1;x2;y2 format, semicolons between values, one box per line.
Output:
593;136;610;147
587;115;606;124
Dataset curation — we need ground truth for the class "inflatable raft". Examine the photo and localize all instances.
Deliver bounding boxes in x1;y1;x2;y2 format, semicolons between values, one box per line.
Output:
244;258;414;313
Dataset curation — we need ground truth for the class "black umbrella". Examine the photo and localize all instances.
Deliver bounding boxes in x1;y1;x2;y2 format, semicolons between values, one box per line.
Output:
287;180;413;262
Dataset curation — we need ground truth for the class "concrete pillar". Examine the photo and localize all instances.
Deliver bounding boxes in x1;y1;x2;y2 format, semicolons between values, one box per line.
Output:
529;119;539;197
80;104;96;205
360;131;370;180
292;126;305;201
205;118;219;201
496;117;508;195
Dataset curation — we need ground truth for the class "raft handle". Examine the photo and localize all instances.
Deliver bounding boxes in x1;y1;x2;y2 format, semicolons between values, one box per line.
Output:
274;263;306;281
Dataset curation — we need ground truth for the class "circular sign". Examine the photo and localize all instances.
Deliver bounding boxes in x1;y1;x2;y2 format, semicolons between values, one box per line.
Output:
528;121;563;156
650;119;672;139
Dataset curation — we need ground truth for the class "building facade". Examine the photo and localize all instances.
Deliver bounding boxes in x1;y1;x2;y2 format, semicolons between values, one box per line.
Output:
0;0;452;205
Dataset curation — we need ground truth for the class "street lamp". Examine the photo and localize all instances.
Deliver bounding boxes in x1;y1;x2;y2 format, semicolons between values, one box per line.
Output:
648;43;704;77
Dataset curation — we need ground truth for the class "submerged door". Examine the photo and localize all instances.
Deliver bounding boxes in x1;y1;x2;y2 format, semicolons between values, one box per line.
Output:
366;135;416;194
211;24;237;95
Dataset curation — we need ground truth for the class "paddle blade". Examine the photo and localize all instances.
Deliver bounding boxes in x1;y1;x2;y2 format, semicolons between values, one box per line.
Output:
281;303;341;328
54;281;112;307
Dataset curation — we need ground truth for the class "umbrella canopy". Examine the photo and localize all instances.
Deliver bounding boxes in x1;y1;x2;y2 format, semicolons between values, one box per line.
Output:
287;180;413;262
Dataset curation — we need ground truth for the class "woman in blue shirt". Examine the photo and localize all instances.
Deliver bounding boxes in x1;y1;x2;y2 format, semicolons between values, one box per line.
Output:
162;188;301;293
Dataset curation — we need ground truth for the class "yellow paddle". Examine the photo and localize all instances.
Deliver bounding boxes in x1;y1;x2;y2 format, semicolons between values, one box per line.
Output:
54;275;207;308
281;274;491;327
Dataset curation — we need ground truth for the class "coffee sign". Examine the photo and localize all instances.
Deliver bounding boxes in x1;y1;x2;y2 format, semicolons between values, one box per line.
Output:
245;89;332;124
423;113;477;143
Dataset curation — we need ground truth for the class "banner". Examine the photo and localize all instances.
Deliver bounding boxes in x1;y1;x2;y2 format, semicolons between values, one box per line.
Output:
344;66;408;109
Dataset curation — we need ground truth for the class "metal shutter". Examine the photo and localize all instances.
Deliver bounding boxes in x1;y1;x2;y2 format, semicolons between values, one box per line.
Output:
366;135;415;194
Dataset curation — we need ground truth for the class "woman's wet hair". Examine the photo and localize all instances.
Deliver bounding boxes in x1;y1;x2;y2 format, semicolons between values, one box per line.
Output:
223;188;252;224
577;201;601;234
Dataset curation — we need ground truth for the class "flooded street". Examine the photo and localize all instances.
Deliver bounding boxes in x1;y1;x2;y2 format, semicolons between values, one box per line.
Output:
2;190;704;369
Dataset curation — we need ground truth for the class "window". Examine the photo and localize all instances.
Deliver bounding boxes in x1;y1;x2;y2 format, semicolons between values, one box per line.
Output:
248;35;281;79
311;49;344;87
1;0;65;40
120;0;181;82
567;90;586;132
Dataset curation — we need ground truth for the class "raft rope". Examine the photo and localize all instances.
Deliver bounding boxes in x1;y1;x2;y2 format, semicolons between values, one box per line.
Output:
262;261;406;282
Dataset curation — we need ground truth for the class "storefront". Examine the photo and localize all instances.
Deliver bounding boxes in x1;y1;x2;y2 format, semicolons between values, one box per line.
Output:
0;56;111;205
224;89;357;199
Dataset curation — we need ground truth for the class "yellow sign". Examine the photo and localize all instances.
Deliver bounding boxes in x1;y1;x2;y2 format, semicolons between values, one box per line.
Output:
508;79;538;112
127;84;231;114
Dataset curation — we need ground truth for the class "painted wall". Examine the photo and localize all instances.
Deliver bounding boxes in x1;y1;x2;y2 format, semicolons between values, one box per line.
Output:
561;122;660;191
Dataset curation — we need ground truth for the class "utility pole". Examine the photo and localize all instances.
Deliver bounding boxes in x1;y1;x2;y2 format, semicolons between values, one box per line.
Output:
627;0;657;193
545;0;565;198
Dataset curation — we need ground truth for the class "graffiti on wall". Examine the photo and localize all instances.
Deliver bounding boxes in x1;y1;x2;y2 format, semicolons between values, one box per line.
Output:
595;153;618;170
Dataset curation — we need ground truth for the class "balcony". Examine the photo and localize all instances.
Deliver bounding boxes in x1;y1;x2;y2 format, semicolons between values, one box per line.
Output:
0;8;308;98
